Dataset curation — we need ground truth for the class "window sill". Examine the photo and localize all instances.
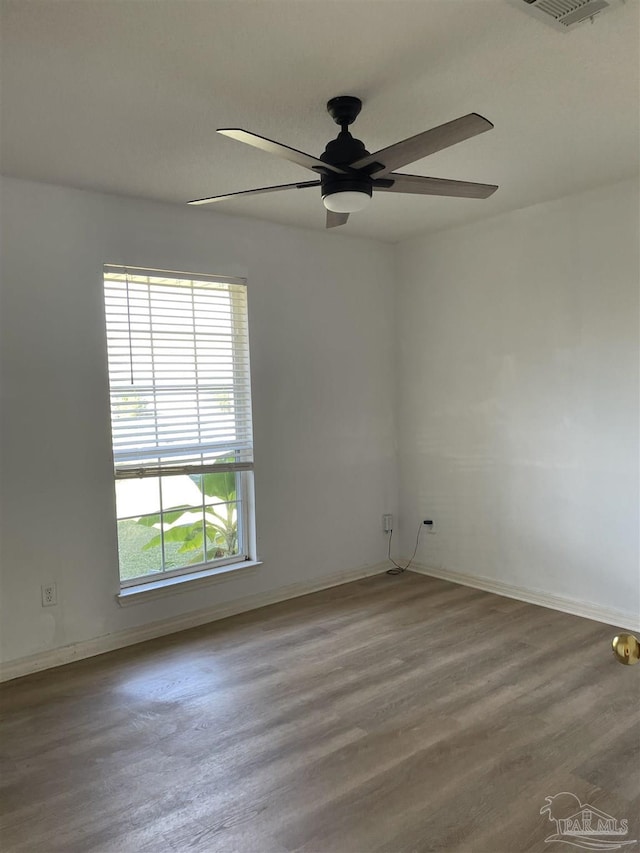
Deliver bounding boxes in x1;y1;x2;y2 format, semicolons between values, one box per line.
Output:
116;560;262;607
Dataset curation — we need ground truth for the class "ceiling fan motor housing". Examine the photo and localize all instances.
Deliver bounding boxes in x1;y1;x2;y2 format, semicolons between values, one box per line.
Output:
319;131;373;202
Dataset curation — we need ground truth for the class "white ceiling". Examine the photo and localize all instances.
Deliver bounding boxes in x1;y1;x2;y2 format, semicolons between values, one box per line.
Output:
1;0;638;243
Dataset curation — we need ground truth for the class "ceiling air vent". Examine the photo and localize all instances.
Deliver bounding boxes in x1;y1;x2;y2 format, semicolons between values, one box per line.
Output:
509;0;615;31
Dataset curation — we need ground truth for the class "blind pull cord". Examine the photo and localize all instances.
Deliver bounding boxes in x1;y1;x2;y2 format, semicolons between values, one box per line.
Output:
125;267;134;385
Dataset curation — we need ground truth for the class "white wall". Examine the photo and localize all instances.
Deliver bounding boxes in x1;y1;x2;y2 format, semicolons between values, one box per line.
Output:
396;179;639;624
2;175;638;673
0;177;398;667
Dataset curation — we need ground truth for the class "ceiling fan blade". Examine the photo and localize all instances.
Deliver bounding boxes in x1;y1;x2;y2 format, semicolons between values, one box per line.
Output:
188;180;320;206
218;129;347;175
326;211;349;228
375;173;498;199
351;113;494;176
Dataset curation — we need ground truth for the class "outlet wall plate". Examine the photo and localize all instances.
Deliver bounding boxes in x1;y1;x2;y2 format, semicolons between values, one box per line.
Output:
41;583;57;607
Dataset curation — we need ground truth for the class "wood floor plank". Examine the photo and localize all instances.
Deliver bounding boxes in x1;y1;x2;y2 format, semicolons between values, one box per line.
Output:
1;572;638;852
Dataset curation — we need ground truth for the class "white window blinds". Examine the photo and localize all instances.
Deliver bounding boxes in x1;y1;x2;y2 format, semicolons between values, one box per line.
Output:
104;266;253;479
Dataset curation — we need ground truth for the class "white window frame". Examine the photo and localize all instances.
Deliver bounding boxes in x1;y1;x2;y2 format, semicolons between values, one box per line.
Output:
103;265;256;588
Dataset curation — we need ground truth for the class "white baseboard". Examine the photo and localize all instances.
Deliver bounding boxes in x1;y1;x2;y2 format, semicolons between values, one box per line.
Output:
408;562;640;632
0;562;389;683
5;560;636;683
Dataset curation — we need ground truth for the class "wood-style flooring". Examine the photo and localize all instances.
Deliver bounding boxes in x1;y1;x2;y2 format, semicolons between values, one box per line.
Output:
1;572;639;853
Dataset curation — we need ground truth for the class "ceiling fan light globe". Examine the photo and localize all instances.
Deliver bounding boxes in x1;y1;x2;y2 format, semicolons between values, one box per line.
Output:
323;191;372;214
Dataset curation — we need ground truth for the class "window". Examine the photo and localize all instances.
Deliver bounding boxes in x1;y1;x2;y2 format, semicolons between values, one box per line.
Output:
103;265;255;586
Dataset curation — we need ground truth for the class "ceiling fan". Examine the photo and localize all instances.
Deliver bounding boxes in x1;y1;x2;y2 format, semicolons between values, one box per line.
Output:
188;96;498;228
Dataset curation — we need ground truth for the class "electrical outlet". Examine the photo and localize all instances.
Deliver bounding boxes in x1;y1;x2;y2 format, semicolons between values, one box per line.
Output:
382;514;393;533
41;583;57;607
423;519;436;534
